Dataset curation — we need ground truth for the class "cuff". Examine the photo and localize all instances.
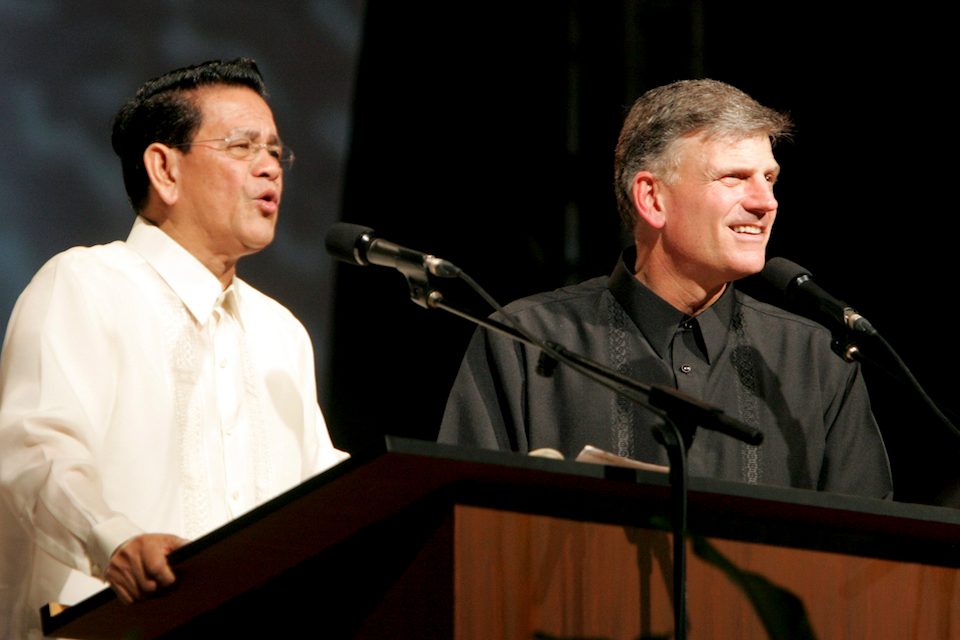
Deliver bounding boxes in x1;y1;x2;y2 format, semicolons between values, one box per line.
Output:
86;514;143;578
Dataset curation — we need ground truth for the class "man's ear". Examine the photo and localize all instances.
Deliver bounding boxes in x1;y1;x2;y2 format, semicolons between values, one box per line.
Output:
630;171;667;230
142;143;180;206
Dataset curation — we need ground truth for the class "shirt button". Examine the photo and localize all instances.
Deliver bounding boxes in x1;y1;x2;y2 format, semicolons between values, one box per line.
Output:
231;491;240;501
219;359;227;368
679;364;693;374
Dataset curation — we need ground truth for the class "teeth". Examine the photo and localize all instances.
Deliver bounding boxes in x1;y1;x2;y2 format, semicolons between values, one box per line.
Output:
732;225;762;235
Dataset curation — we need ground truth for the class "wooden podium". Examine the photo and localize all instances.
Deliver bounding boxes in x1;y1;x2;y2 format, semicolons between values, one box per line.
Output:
43;438;960;639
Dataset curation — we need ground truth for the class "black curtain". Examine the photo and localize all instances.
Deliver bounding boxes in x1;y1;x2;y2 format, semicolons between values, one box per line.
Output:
329;1;960;506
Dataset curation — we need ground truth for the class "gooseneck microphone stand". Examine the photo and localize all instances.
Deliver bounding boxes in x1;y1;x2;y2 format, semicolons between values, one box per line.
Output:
326;224;764;640
427;282;744;640
762;257;960;442
831;331;960;442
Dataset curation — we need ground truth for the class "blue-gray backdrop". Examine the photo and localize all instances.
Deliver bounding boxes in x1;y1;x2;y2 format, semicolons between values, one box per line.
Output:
0;0;363;393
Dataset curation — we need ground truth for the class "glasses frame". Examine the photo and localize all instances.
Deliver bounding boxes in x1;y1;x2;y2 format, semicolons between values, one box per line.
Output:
171;135;295;170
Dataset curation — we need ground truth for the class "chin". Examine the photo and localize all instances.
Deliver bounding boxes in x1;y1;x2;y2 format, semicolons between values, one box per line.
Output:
726;254;767;280
244;221;277;248
241;233;275;254
248;238;275;253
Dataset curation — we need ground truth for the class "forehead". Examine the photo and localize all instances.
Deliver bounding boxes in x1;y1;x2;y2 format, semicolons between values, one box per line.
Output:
676;133;777;170
192;84;277;137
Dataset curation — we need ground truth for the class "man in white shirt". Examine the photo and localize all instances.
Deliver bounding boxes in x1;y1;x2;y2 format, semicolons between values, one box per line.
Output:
0;58;347;638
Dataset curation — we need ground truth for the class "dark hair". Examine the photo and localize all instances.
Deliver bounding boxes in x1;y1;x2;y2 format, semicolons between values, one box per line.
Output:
613;79;792;229
111;58;268;211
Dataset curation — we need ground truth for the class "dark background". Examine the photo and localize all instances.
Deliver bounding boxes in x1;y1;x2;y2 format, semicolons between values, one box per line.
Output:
2;2;957;506
331;1;960;506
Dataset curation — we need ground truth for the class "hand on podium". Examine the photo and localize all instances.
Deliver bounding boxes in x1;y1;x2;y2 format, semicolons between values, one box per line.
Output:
106;533;188;604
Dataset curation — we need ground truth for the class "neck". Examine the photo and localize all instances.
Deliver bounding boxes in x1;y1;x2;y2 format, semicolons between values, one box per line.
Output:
142;213;237;289
633;244;727;315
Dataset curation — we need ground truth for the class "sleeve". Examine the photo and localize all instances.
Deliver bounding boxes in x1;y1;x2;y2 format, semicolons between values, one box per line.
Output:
817;360;893;499
0;256;143;578
292;319;349;477
304;404;350;476
437;326;530;453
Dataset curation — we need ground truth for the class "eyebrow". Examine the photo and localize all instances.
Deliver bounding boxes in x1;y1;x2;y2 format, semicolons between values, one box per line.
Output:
229;128;280;144
710;163;781;179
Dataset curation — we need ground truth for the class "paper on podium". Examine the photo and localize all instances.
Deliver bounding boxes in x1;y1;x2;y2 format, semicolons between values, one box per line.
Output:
528;445;669;473
575;445;669;473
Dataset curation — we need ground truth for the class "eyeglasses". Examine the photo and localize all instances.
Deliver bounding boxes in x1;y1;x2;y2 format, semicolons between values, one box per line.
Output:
173;136;295;169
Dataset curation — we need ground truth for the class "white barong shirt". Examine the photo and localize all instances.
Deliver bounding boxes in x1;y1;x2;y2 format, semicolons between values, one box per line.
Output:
0;217;347;638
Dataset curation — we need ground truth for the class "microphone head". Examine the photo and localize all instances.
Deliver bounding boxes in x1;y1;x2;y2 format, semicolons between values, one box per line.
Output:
760;257;812;293
325;222;375;266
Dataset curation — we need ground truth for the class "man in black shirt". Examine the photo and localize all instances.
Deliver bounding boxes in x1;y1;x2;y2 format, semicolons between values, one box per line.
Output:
438;79;892;498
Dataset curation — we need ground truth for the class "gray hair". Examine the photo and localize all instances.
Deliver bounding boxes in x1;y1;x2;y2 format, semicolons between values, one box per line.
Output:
613;79;792;229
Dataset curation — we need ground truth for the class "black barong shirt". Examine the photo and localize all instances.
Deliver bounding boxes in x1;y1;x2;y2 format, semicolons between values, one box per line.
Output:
439;249;892;498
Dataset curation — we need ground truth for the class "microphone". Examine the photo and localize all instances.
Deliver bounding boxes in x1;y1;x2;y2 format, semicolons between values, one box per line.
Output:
325;222;460;278
761;257;877;337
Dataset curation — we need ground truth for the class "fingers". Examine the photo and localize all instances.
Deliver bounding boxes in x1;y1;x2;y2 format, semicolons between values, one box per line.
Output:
109;572;137;606
106;533;188;604
106;539;156;604
143;534;184;588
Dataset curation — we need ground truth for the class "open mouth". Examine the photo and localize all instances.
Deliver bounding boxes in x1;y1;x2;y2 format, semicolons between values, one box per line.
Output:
731;224;763;235
255;190;279;214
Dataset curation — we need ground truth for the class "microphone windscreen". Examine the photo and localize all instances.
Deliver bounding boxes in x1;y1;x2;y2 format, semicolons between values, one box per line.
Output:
761;257;812;292
325;222;374;266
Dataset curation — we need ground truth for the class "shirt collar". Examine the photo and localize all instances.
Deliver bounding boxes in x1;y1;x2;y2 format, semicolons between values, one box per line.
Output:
126;216;243;328
608;246;735;363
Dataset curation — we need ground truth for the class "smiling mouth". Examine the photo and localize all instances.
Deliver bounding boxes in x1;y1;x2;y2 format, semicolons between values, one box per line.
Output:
731;224;763;235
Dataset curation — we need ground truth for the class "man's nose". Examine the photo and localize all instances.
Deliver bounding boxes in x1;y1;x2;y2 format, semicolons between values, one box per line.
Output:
745;177;777;214
252;148;282;179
